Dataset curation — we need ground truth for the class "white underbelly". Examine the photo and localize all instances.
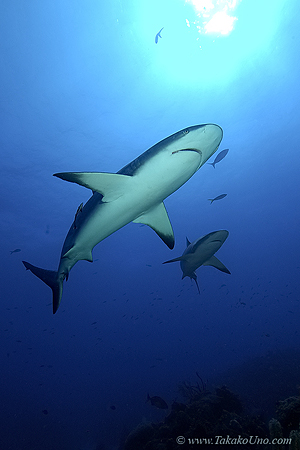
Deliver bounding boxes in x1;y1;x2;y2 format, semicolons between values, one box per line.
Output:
68;149;201;259
136;149;201;201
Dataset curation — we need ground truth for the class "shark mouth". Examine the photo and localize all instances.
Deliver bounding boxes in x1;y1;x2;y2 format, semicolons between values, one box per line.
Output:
172;148;202;155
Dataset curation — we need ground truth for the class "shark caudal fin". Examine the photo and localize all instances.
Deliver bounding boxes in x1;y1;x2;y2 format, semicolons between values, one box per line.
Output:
22;261;63;314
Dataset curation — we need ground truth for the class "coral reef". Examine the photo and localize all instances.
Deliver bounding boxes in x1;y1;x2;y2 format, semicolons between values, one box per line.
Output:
124;386;268;450
276;396;300;434
123;381;300;450
177;372;207;402
268;393;300;450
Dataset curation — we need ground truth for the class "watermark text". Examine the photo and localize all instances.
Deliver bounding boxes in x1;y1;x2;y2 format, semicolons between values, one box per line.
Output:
175;435;292;445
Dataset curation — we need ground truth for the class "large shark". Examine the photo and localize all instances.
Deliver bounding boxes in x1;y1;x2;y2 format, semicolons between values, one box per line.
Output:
163;230;230;292
23;124;223;313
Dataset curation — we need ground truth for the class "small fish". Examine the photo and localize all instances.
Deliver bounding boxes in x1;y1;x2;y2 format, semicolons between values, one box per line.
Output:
42;409;48;415
110;405;116;411
146;393;168;409
155;27;164;44
208;194;227;204
208;148;229;168
10;248;21;254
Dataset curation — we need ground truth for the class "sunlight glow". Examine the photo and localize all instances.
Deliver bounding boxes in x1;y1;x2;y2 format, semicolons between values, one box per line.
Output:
186;0;240;35
138;0;286;87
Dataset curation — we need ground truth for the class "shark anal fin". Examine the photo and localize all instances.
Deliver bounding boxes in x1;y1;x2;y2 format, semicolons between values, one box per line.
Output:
54;172;132;202
203;255;230;274
133;202;174;249
22;261;63;314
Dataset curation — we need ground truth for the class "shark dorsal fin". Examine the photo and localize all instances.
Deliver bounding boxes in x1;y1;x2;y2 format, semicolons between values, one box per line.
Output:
186;237;192;247
54;172;132;202
133;202;174;249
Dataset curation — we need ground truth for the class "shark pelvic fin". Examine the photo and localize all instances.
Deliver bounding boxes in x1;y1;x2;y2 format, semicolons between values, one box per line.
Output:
62;247;93;262
54;172;132;202
133;202;174;249
22;261;63;314
203;255;231;274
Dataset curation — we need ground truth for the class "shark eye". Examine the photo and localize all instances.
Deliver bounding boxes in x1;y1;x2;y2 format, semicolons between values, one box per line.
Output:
182;129;189;135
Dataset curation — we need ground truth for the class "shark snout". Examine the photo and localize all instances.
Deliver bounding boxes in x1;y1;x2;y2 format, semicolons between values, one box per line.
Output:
177;124;223;167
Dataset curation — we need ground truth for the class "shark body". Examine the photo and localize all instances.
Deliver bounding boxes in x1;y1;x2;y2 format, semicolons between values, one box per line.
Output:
163;230;230;293
23;124;223;313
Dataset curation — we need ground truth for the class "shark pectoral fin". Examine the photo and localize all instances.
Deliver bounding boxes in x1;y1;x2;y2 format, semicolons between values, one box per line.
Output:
54;172;132;202
203;255;231;274
163;256;184;264
133;202;174;249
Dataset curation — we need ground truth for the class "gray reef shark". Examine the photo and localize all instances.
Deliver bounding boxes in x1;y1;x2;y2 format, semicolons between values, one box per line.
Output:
23;124;223;313
163;230;230;293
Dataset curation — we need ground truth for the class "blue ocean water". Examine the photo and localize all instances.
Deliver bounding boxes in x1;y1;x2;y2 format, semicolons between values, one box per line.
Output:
1;0;300;449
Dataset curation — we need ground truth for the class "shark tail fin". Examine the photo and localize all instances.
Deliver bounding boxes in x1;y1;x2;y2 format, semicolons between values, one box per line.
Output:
183;271;200;294
194;277;200;294
22;261;63;314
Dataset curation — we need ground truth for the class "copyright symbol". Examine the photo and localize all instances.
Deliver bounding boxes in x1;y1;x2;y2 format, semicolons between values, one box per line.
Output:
176;436;185;444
